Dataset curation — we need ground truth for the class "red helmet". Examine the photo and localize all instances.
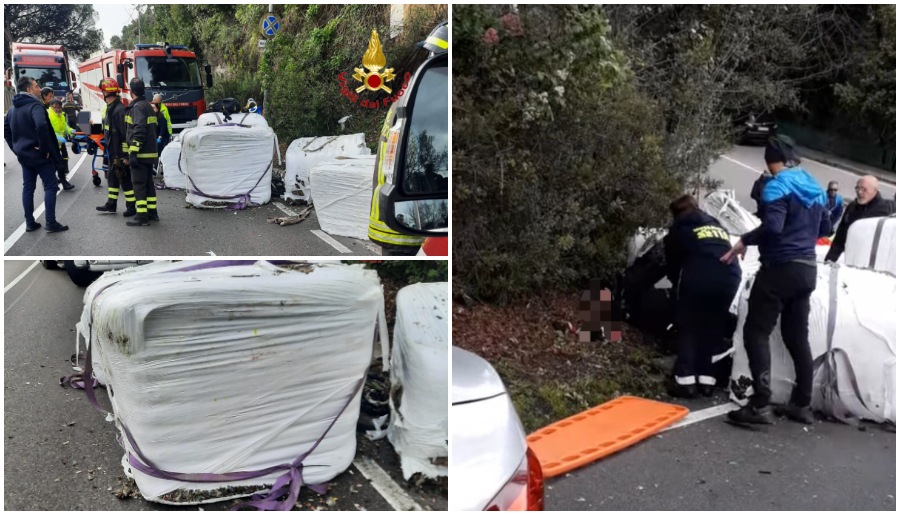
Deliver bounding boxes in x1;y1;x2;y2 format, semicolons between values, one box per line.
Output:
99;78;120;94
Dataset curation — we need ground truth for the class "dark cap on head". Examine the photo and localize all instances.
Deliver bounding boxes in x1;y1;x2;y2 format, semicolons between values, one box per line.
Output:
765;136;800;166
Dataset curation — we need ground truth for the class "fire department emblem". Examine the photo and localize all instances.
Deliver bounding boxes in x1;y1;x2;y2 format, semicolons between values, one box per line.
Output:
353;29;395;94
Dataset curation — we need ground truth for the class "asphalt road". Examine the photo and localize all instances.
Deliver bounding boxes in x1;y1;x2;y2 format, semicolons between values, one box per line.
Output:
3;145;380;256
543;146;896;510
4;261;446;511
708;144;896;213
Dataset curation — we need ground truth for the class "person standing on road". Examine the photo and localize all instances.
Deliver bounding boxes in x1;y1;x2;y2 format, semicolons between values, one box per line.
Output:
151;94;172;156
95;79;136;217
664;194;741;398
62;92;81;131
824;175;894;262
825;181;843;234
3;76;69;233
721;137;832;426
125;78;159;226
47;99;76;191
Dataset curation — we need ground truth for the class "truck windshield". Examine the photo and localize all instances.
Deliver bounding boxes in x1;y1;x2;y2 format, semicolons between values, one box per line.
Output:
15;67;67;89
136;56;202;88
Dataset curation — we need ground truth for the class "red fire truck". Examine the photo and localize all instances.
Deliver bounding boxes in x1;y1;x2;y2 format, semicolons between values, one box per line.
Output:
78;43;212;131
5;43;77;101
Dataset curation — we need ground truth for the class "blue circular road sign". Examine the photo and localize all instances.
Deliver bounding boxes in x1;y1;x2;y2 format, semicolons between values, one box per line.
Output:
261;14;281;38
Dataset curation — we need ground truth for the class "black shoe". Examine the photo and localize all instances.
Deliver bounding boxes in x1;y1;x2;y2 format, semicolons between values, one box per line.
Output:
148;211;159;222
126;215;150;227
698;384;715;397
123;209;137;218
61;180;75;191
727;405;775;425
774;404;815;425
667;383;698;399
25;221;41;232
96;202;117;213
44;221;69;233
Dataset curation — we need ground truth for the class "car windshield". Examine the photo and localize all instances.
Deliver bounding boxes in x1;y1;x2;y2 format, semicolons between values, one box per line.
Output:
136;56;202;88
16;67;67;89
403;65;448;195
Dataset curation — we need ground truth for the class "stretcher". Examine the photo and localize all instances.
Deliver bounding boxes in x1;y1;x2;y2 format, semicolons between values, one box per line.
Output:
70;132;107;187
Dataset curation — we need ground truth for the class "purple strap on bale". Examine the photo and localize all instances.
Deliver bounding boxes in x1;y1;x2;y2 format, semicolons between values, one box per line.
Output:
76;271;365;510
59;373;100;390
180;138;275;211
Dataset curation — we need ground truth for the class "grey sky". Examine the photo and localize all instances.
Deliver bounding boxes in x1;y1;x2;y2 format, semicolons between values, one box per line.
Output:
94;4;138;48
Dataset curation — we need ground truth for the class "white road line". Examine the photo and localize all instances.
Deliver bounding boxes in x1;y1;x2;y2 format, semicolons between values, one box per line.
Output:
272;201;298;217
311;229;351;254
4;152;88;254
662;402;738;432
352;457;423;511
721;155;762;175
4;261;40;294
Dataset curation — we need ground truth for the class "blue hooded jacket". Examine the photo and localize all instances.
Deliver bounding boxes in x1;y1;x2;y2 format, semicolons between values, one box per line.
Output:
741;167;833;265
4;92;55;167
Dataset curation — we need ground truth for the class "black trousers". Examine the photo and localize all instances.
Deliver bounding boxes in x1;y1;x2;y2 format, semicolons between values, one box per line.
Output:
743;261;817;408
107;161;134;207
56;143;69;181
130;158;158;215
675;267;740;386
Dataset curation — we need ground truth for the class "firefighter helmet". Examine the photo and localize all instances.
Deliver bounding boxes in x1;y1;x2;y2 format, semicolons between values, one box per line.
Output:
99;78;120;95
423;22;448;55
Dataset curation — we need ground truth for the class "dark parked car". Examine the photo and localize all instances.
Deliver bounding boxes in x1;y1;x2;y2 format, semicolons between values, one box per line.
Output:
736;112;777;145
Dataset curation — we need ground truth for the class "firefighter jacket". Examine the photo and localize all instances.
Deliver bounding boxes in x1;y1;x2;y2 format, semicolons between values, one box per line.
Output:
125;98;159;160
103;97;128;162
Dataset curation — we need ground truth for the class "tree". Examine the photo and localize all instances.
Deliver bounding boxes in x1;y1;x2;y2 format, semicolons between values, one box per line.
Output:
4;5;103;61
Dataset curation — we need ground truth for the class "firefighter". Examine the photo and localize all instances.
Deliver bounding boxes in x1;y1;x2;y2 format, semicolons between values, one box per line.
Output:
151;94;172;155
367;22;448;256
62;92;81;131
95;79;136;217
47;99;76;191
124;78;159;226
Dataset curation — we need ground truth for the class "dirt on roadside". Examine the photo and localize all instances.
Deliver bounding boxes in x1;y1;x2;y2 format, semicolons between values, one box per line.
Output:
453;291;672;433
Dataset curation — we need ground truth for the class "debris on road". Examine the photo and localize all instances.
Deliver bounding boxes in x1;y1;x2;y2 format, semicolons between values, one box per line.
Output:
267;206;313;226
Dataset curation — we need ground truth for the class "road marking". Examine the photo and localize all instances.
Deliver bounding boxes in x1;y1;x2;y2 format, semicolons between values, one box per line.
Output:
721;155;762;175
272;201;298;217
662;403;738;432
311;229;351;254
4;261;39;293
4;152;88;254
352;456;423;511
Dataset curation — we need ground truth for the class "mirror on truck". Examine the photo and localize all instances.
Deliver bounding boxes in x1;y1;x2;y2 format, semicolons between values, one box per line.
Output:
204;63;213;88
70;71;77;90
383;53;448;236
5;68;11;89
116;73;125;90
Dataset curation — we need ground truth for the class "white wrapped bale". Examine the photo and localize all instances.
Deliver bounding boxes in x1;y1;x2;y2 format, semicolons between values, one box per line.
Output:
285;134;370;204
309;156;377;240
158;141;185;190
197;112;269;129
82;261;386;504
843;216;895;276
181;126;275;208
387;283;449;480
700;190;761;235
730;264;896;423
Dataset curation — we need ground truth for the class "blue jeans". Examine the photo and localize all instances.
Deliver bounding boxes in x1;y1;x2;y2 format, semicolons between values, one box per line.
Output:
22;160;59;225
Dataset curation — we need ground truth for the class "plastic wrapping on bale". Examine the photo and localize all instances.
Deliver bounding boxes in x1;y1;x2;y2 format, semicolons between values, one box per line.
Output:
309;156;377;240
182;126;275;208
730;264;896;423
387;283;449;480
700;190;761;235
158;141;185;189
197;112;269;129
843;216;895;276
81;261;387;504
285;134;370;204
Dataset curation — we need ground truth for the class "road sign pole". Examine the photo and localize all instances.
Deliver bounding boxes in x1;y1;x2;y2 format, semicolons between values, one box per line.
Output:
262;4;276;118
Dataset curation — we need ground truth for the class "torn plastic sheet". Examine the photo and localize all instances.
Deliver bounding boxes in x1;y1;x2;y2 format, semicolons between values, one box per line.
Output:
730;263;896;423
80;261;387;503
284;134;370;204
387;283;449;480
309;156;377;241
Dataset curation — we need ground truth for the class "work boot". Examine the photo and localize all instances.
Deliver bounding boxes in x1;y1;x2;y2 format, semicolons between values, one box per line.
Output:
25;221;42;232
148;209;159;222
96;200;117;213
774;404;815;425
126;214;150;227
60;178;75;191
698;384;715;398
123;202;137;218
667;382;697;399
727;405;775;425
44;221;69;233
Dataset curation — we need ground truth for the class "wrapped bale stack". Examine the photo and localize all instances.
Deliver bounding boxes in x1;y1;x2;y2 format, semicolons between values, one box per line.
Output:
309;155;377;241
284;134;371;204
387;282;450;480
81;261;385;504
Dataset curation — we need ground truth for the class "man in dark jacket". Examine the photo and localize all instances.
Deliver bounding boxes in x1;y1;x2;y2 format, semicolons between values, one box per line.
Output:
664;194;741;398
125;78;159;227
3;76;69;233
825;181;843;233
824;175;894;262
721;138;832;426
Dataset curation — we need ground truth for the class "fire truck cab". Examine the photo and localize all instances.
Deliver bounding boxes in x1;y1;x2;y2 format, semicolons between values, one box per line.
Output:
6;43;77;101
78;43;212;132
